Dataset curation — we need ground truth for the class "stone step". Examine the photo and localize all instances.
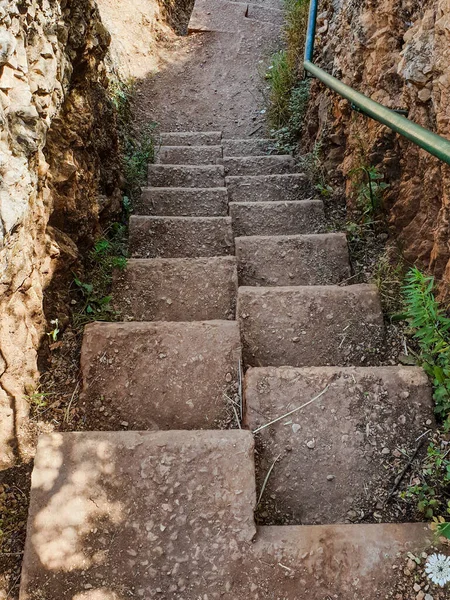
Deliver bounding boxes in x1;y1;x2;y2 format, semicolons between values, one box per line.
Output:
21;429;432;598
236;233;351;286
245;365;434;525
113;257;238;321
222;138;280;156
238;284;384;367
252;524;432;597
160;131;222;146
246;3;284;24
137;187;228;217
221;155;295;176
229;201;324;237
129;216;234;258
80;320;241;430
226;174;314;202
148;164;225;187
156;145;223;165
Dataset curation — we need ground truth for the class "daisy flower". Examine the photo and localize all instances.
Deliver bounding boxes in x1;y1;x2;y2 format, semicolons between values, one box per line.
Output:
425;553;450;587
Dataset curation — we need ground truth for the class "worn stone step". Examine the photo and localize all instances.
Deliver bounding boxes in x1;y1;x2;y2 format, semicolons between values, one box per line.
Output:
160;131;222;146
80;320;241;430
222;155;295;176
245;365;434;525
113;257;238;321
238;284;384;367
137;187;229;217
230;201;324;237
226;174;314;202
251;524;432;597
246;3;284;23
148;164;225;187
222;138;280;156
236;233;350;286
156;145;223;165
129;216;234;258
20;430;258;599
21;430;432;598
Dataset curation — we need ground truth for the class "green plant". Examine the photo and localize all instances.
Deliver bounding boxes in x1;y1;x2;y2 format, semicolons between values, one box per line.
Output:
266;0;309;131
402;443;450;521
349;165;389;221
403;267;450;424
73;223;127;326
123;121;158;201
47;318;60;342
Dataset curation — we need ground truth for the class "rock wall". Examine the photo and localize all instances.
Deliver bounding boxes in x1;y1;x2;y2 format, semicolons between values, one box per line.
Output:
0;0;121;469
303;0;450;296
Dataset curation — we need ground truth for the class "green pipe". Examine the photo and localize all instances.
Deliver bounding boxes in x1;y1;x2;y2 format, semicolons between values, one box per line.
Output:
304;60;450;166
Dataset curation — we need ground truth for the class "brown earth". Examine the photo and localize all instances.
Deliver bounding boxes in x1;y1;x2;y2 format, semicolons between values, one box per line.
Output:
302;0;450;298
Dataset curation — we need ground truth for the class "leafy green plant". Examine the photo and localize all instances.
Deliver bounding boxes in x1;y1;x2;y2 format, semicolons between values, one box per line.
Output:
402;443;450;520
372;253;405;315
123;121;158;201
266;0;309;131
403;267;450;423
73;223;127;326
349;165;389;221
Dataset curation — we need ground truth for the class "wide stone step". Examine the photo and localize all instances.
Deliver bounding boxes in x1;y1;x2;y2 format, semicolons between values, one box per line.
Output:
148;164;225;187
156;145;223;165
247;3;284;24
129;216;234;258
160;130;222;146
245;365;434;525
222;155;295;176
238;284;384;367
236;233;350;286
113;257;238;321
230;200;324;237
222;138;280;156
80;320;241;430
226;173;314;202
21;429;432;598
137;187;228;217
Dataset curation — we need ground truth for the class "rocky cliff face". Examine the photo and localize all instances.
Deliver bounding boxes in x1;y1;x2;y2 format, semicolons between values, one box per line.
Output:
0;0;121;469
303;0;450;296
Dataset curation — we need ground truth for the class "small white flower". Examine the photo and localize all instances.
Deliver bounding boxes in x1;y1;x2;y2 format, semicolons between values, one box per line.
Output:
425;553;450;587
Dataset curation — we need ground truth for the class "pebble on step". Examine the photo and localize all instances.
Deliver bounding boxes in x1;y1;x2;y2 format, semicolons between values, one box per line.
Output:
80;320;241;430
238;284;385;367
245;365;434;524
113;257;238;321
221;155;295;176
148;164;225;187
129;215;234;258
136;187;229;217
236;233;350;286
229;200;324;237
226;173;314;202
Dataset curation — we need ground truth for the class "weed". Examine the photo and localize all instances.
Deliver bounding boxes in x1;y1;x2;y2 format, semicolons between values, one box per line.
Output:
72;223;127;327
298;140;326;186
372;253;405;315
403;267;450;424
349;165;389;222
266;0;309;132
123;121;158;201
402;442;450;526
47;318;60;342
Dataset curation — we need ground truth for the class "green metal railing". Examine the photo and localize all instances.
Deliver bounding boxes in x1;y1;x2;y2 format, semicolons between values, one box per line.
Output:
304;0;450;166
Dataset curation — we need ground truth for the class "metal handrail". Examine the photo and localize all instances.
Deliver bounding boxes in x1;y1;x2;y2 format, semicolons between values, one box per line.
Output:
304;0;450;165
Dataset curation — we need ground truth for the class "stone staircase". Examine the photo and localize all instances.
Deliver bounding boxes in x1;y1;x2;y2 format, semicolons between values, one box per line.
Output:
19;132;436;598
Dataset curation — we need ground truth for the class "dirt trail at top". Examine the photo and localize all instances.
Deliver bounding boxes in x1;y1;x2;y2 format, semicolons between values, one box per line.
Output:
133;25;281;136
